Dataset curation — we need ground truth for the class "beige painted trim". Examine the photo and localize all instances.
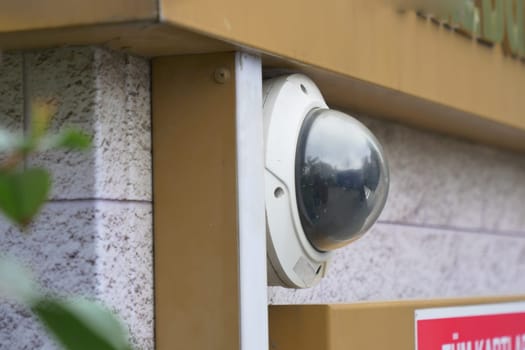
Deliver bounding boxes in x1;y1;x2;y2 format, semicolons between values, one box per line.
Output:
160;0;525;133
269;296;525;350
0;23;232;57
152;53;240;350
283;61;525;153
0;0;524;152
0;0;157;32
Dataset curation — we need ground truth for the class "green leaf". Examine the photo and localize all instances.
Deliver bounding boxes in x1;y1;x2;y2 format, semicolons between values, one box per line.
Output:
40;130;91;151
32;298;132;350
0;129;25;153
0;257;132;350
0;257;38;304
30;99;56;140
0;168;51;227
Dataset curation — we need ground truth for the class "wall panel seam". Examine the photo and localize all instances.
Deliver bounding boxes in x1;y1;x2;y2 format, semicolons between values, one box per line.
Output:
45;198;152;204
377;220;525;237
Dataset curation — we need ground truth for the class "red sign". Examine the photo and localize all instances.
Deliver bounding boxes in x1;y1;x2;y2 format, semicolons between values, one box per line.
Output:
416;302;525;350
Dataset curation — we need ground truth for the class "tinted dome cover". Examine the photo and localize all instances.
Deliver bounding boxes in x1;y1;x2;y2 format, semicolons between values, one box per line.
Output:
295;109;389;252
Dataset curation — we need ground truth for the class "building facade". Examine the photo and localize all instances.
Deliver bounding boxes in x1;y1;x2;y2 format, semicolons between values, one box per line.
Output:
0;1;524;349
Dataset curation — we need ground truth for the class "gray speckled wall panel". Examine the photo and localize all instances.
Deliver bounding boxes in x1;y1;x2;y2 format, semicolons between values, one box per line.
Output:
0;48;152;349
269;115;525;304
269;223;525;304
0;53;23;129
0;202;153;349
26;47;152;200
0;303;54;349
0;53;23;163
363;117;525;233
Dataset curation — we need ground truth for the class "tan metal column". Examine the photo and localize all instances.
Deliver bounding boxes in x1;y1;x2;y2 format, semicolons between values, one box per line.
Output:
153;53;240;350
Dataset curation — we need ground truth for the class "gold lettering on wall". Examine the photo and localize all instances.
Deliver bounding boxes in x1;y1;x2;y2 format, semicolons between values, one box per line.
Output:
504;0;525;56
450;1;481;37
394;0;525;59
481;0;505;43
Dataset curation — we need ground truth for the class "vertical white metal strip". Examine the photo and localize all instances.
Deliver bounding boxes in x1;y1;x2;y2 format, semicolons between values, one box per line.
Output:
235;52;268;350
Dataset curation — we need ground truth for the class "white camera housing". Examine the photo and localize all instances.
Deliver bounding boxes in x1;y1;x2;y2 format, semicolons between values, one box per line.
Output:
263;74;389;288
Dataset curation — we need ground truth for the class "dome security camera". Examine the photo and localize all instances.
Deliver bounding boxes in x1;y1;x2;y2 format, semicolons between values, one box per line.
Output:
264;74;389;289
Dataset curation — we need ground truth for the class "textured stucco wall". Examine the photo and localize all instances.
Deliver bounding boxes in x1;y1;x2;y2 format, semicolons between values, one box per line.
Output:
0;48;153;349
269;115;525;304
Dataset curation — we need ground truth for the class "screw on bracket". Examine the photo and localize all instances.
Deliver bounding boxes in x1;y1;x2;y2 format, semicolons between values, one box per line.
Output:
214;67;231;84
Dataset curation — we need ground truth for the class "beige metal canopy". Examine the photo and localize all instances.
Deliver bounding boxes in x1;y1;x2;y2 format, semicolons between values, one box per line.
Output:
1;0;524;152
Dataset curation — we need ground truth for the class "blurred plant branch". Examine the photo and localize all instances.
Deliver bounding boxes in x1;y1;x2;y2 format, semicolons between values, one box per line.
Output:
0;99;133;350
